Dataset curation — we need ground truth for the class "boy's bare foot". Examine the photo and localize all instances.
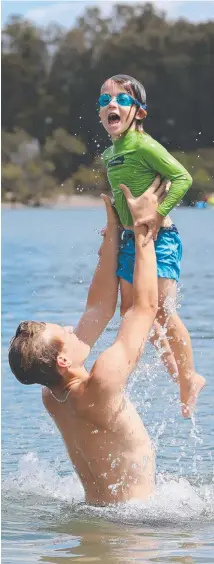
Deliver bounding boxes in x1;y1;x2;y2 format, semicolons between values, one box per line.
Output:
180;373;206;418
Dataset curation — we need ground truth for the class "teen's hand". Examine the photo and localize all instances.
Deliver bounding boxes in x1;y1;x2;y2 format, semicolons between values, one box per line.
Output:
137;209;163;243
98;194;122;256
100;194;121;228
98;226;107;256
120;177;170;245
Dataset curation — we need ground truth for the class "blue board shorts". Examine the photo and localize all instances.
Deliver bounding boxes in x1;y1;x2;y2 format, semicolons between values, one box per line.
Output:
116;225;182;284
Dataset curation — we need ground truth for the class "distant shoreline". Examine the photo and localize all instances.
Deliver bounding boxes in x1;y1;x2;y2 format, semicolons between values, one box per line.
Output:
2;194;213;210
2;195;104;209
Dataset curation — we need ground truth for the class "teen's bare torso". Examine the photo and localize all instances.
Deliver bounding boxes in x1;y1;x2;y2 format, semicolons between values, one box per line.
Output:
42;384;154;505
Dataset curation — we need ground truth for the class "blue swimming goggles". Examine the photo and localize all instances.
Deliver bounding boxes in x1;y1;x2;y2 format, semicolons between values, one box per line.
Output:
98;92;147;110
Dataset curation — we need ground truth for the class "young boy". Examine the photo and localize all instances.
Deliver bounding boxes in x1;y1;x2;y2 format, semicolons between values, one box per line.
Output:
99;74;205;417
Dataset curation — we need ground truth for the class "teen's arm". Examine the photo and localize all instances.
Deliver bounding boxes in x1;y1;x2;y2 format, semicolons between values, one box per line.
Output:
74;195;119;348
92;179;166;392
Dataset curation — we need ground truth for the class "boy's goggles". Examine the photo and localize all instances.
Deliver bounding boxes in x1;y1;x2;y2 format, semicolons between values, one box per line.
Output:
98;92;147;110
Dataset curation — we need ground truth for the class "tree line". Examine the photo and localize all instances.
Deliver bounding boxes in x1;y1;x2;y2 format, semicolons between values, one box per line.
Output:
2;3;214;205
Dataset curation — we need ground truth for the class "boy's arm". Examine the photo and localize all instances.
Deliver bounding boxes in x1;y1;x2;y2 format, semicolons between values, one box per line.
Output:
135;140;192;243
142;140;192;216
74;195;119;348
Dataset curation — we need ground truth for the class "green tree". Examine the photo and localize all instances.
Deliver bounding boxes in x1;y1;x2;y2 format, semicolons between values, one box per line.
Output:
2;130;58;204
1;16;50;141
44;128;87;181
2;4;214;204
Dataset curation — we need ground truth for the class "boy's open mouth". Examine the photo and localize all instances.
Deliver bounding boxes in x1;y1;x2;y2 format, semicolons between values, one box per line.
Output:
108;112;120;125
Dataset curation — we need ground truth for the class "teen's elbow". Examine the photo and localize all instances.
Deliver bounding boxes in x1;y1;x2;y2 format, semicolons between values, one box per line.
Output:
100;293;117;324
147;286;158;319
136;295;158;322
148;296;158;321
103;303;116;324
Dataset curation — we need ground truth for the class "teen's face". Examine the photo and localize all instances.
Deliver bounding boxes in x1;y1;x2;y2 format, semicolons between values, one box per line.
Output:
43;324;90;371
99;80;139;139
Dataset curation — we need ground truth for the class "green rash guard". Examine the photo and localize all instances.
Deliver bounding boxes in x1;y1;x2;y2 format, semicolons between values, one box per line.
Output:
102;130;192;226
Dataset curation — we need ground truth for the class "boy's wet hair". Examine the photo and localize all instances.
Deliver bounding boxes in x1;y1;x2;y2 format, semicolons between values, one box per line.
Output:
109;74;147;130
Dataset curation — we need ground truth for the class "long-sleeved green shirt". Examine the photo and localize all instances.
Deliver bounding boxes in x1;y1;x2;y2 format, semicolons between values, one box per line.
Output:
102;130;192;226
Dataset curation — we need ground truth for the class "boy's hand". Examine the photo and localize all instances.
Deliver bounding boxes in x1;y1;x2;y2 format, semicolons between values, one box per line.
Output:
120;177;170;245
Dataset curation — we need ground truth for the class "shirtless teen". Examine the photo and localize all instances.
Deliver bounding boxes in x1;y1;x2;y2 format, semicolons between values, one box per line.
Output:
9;178;166;505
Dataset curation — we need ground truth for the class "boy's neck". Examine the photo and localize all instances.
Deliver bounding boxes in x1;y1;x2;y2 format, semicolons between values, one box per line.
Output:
111;125;144;143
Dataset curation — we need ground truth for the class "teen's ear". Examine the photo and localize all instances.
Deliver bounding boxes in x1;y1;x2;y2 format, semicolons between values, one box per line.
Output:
136;107;147;120
57;355;72;369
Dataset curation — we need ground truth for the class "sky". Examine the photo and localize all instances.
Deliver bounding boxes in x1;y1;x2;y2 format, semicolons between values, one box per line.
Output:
1;0;214;29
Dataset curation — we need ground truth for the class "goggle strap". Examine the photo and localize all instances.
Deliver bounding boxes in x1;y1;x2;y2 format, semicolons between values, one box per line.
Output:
133;99;147;110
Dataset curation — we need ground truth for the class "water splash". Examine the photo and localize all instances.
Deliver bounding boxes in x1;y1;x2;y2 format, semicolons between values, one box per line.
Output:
2;452;84;504
2;453;214;525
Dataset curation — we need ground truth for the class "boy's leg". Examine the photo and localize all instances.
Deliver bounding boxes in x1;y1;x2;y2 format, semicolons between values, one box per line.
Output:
118;229;181;386
157;278;205;417
150;319;178;381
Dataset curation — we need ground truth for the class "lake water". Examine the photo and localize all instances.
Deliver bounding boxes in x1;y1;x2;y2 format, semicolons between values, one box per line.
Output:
2;206;214;564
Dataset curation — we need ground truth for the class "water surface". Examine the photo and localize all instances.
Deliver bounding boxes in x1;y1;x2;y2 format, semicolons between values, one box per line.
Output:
2;207;214;563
